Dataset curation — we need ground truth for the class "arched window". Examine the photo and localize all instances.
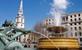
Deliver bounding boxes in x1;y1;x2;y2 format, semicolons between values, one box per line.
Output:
24;45;27;48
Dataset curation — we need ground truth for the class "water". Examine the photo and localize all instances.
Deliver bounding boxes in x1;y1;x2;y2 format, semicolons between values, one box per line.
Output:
33;31;58;48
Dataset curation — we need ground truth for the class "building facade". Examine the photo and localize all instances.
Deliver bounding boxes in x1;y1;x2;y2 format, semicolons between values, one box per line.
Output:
62;12;82;47
43;12;82;47
43;17;56;27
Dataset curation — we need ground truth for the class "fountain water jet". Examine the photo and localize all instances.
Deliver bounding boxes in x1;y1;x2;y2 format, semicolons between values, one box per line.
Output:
50;0;69;26
31;31;56;47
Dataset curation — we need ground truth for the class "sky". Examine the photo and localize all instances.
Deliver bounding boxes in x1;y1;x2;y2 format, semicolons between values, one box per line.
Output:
0;0;82;30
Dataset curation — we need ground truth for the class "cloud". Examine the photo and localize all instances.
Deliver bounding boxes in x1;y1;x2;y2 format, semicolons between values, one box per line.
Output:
50;0;69;26
53;0;69;9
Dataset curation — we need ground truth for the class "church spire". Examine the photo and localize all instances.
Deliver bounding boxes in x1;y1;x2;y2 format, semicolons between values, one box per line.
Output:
18;0;23;16
16;0;24;28
19;0;23;10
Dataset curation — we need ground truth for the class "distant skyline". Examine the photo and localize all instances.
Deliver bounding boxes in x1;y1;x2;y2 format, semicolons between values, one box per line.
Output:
0;0;82;30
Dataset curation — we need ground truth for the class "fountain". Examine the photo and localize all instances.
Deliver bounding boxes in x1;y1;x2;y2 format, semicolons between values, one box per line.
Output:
37;0;80;49
0;20;80;50
38;26;80;50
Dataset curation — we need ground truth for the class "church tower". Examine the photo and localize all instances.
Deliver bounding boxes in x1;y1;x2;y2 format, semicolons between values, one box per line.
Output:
16;0;24;28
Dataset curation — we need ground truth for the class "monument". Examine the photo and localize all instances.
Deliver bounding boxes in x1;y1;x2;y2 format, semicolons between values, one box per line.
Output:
0;20;29;50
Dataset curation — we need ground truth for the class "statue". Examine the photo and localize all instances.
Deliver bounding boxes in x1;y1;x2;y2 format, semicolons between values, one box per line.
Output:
0;20;29;50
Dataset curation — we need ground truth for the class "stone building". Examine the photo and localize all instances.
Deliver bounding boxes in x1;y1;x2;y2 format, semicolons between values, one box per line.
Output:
43;12;82;48
62;12;82;48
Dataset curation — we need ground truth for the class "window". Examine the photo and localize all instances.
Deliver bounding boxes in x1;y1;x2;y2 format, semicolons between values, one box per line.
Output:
70;23;72;25
75;32;77;36
79;27;81;30
78;22;81;25
71;33;73;36
80;38;82;42
70;19;72;22
71;27;73;30
75;27;77;30
24;45;27;48
16;37;18;40
79;18;81;20
52;22;54;24
79;32;82;36
78;14;80;16
52;19;54;21
62;17;65;21
66;17;68;21
34;45;37;48
74;18;76;21
80;44;82;46
74;14;76;17
49;19;51;21
70;15;72;18
74;23;76;25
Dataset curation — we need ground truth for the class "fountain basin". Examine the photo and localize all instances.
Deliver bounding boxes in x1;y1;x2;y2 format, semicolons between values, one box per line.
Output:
38;38;79;50
47;26;67;33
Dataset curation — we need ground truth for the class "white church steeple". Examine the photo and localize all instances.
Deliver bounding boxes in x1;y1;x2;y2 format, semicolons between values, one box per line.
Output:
16;0;24;28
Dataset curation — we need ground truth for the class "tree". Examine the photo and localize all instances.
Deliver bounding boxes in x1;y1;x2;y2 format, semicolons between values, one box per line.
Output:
34;22;43;32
